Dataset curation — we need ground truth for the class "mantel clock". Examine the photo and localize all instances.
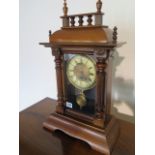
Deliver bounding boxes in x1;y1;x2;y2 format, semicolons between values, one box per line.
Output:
40;0;121;154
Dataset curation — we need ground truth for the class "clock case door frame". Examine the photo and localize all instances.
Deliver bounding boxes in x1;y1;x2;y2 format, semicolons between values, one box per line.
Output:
52;45;114;127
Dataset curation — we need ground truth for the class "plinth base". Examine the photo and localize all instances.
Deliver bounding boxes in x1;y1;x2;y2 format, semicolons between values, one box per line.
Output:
43;113;120;155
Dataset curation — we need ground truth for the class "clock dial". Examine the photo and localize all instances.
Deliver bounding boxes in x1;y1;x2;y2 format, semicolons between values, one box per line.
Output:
66;55;96;91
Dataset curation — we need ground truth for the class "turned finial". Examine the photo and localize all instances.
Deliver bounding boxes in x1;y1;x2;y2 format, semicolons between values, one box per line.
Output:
113;26;118;43
49;30;52;36
96;0;102;13
63;0;68;16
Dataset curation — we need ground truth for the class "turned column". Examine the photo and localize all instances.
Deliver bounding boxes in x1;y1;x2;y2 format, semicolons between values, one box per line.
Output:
52;48;64;114
95;49;109;119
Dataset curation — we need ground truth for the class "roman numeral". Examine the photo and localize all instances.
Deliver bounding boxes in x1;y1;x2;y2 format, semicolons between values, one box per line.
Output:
88;78;92;82
70;63;75;67
69;75;73;78
75;60;79;64
85;60;88;64
89;73;94;76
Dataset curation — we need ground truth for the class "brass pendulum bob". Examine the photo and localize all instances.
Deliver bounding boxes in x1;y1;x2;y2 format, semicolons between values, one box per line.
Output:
76;90;86;109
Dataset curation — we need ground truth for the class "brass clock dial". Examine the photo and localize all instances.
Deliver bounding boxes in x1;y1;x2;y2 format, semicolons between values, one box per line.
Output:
66;55;96;91
66;55;96;109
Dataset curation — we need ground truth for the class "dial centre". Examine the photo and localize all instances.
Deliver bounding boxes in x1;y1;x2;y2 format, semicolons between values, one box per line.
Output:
74;63;89;81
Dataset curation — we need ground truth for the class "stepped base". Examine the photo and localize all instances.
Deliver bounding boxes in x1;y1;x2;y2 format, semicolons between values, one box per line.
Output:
43;113;120;155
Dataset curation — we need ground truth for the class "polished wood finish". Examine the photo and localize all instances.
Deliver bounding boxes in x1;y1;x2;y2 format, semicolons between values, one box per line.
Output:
40;1;121;153
70;16;75;27
49;28;109;46
95;51;107;119
63;0;68;16
61;12;104;18
96;0;103;13
40;40;117;153
78;16;84;26
87;15;93;26
61;0;104;28
48;45;114;120
43;113;119;155
61;12;104;28
65;108;94;122
52;48;64;114
39;42;117;48
19;98;135;155
62;25;108;29
105;56;113;115
49;30;52;36
113;27;118;43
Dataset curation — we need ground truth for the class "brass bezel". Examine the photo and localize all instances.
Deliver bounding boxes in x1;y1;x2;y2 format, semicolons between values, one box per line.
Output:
66;54;96;91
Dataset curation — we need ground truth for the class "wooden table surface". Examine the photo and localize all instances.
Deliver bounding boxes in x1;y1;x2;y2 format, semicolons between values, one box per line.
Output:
19;98;135;155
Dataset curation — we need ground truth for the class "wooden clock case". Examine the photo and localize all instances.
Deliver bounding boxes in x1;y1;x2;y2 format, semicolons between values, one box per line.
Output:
40;1;120;154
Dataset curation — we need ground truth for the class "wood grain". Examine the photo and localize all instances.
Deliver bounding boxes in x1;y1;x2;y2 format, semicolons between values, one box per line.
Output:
19;98;135;155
